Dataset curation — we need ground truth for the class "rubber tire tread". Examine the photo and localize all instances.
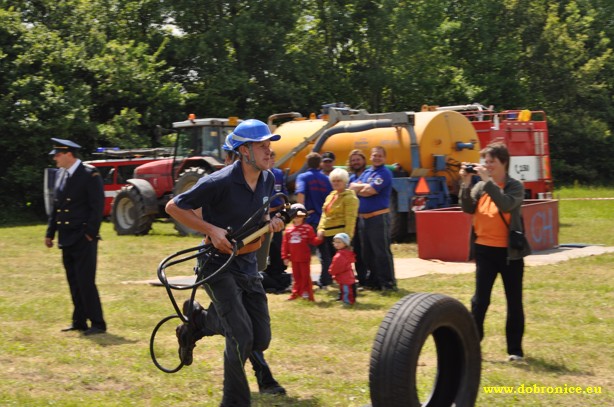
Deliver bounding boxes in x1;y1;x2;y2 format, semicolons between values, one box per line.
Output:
369;292;481;407
111;186;154;235
390;190;408;242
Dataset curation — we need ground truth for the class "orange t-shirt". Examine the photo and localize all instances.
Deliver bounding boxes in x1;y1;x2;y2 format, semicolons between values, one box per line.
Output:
473;192;510;248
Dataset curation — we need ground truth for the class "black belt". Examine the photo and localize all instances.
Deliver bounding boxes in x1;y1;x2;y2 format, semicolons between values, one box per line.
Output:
324;225;345;231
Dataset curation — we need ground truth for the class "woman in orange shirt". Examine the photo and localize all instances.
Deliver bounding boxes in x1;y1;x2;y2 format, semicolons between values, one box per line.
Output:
460;142;531;362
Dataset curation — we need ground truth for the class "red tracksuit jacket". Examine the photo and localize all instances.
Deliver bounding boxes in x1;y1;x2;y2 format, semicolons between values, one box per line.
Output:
328;248;356;285
281;223;321;261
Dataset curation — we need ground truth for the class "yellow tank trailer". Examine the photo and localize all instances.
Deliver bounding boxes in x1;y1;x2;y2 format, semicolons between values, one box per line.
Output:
268;106;481;239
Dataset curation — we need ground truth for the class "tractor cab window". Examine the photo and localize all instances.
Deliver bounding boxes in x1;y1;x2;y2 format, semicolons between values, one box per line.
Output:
200;128;221;157
175;126;235;160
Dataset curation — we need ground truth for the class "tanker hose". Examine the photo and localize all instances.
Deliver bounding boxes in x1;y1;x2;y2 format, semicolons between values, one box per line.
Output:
287;119;394;184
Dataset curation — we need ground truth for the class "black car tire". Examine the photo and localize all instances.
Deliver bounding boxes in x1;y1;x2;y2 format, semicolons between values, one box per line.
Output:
370;292;481;407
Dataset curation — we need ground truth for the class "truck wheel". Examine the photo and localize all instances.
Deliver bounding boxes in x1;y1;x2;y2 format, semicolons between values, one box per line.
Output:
390;191;408;242
173;167;211;236
370;293;481;407
111;186;154;235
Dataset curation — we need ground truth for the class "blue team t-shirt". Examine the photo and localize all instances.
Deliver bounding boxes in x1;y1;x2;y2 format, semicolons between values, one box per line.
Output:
294;168;332;226
356;165;393;214
269;167;288;208
173;160;275;239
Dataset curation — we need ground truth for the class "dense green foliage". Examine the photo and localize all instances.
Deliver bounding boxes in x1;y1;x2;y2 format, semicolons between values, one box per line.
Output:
1;0;613;222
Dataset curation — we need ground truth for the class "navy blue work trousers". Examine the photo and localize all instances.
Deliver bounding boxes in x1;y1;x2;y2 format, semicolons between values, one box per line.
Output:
358;213;396;289
196;260;271;407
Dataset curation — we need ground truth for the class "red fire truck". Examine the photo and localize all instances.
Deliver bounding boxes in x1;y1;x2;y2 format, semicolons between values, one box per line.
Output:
424;103;554;199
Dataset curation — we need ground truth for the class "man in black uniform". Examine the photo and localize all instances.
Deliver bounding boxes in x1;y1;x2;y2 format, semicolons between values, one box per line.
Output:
45;138;107;336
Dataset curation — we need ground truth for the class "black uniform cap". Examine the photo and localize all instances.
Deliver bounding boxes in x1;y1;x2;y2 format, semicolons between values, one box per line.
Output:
322;151;336;162
49;138;82;155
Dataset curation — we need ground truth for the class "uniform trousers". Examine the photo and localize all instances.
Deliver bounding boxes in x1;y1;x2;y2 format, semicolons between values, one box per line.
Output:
351;222;369;286
358;213;396;289
62;237;105;330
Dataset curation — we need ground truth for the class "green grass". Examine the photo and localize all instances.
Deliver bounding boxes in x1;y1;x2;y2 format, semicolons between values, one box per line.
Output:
0;188;612;406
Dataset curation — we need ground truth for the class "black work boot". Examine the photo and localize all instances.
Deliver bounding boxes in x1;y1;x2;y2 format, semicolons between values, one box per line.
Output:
259;382;287;395
176;323;195;366
176;299;205;366
251;350;287;395
182;299;205;323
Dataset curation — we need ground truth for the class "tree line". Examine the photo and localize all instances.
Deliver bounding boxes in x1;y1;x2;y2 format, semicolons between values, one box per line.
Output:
1;0;613;222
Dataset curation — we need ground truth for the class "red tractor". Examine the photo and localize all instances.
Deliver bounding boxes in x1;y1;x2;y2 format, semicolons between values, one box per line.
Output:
109;116;240;235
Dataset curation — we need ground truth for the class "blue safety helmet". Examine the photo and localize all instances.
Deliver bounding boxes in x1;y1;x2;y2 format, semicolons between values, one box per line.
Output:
229;119;280;149
222;134;235;152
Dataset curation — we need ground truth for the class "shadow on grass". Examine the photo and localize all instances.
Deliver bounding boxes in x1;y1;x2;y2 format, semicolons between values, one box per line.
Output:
310;300;386;310
520;356;590;376
485;356;589;376
253;393;323;406
306;287;413;310
81;332;138;346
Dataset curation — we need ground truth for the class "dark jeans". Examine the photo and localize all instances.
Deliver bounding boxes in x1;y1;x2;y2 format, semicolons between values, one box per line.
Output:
309;223;332;286
195;256;272;407
265;230;286;275
358;214;396;289
352;222;369;285
472;244;525;357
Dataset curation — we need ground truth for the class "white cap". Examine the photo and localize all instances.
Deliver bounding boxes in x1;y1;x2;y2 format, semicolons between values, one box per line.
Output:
333;233;351;246
291;203;307;216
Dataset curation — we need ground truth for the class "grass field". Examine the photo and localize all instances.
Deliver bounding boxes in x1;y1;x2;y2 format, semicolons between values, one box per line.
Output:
0;187;612;406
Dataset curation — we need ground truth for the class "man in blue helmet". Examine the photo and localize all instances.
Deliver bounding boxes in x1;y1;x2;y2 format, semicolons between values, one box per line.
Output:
212;131;287;395
166;119;286;406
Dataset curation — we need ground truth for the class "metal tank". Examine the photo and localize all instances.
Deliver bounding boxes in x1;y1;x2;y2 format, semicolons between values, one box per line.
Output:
270;110;481;188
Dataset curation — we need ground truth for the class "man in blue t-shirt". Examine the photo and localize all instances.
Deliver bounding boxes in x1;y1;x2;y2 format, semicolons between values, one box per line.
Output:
349;146;397;291
295;152;333;287
347;149;369;287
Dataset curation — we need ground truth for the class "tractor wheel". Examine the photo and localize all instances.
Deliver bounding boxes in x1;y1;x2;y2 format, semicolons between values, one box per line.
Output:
172;167;211;236
370;293;481;407
111;186;154;235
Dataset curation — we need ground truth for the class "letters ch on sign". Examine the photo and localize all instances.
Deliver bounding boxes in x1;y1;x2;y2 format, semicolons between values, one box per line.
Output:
528;208;555;245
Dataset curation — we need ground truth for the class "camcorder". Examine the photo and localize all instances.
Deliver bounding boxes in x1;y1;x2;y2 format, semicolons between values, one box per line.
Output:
465;164;478;174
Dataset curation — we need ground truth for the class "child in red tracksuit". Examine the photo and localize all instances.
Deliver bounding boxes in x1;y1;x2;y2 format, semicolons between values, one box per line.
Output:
282;204;322;301
328;233;357;305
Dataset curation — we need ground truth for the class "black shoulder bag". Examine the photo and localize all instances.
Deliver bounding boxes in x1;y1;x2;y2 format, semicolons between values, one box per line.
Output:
498;210;526;250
